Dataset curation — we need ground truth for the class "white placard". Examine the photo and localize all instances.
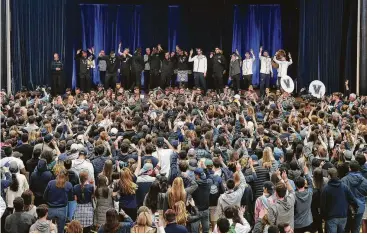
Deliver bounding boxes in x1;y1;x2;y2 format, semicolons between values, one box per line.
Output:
280;76;294;93
309;80;326;98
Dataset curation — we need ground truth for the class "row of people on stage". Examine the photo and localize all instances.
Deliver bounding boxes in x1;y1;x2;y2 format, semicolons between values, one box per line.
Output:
51;44;292;95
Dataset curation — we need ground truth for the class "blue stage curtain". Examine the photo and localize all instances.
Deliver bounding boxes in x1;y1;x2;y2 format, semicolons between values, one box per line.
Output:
78;4;142;86
11;0;70;91
232;5;282;86
298;0;357;94
168;6;180;52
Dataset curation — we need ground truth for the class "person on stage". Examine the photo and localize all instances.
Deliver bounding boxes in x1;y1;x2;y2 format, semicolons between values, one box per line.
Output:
75;48;95;92
131;48;144;90
189;48;207;92
259;47;273;97
51;53;63;96
150;47;161;89
273;50;293;89
176;48;190;88
211;47;227;93
118;43;132;90
144;48;151;92
161;52;174;89
97;50;107;86
229;49;242;93
242;49;255;90
98;50;120;90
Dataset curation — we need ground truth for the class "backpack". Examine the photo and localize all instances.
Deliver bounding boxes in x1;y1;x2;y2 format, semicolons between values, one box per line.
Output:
228;223;236;233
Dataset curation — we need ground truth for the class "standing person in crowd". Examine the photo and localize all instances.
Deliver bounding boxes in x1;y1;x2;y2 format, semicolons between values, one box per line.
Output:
75;48;95;92
72;149;95;185
341;160;367;233
22;190;37;218
144;47;151;92
98;50;121;90
161;52;175;89
242;49;256;90
30;159;53;206
6;161;29;212
131;48;144;90
273;50;292;89
97;208;134;233
4;197;36;233
51;53;63;96
311;167;328;233
95;175;114;229
73;170;95;233
14;133;34;167
118;43;132;90
43;169;73;233
176;48;190;88
259;46;273;97
97;50;107;86
211;47;227;94
29;204;57;233
164;209;189;233
189;48;207;92
228;49;242;93
26;148;41;174
321;167;359;233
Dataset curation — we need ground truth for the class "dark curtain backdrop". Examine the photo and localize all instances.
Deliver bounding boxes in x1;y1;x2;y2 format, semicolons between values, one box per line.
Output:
298;0;357;94
232;5;282;86
1;0;7;91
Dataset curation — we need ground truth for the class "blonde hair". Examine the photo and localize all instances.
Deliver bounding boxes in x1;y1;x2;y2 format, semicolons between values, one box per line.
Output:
262;147;274;169
118;168;137;195
28;130;38;142
44;123;52;134
56;169;67;188
174;201;188;226
168;177;186;209
132;211;153;233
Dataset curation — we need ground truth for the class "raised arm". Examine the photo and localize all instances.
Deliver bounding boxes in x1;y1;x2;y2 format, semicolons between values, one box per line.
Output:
250;49;255;62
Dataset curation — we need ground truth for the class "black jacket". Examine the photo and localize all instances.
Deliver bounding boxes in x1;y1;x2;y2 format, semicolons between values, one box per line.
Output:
150;53;161;70
211;53;227;74
161;59;174;75
132;53;144;72
192;178;213;211
98;56;120;73
177;55;189;71
245;164;270;200
120;54;132;74
14;143;34;167
75;51;95;74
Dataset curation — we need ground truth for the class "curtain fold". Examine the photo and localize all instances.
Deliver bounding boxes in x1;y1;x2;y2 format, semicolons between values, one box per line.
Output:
232;5;282;86
168;6;180;52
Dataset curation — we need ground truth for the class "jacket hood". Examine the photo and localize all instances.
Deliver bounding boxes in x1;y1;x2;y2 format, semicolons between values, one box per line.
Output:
328;178;342;187
34;220;50;233
346;173;364;187
295;190;310;202
36;159;48;173
277;197;293;211
196;178;211;186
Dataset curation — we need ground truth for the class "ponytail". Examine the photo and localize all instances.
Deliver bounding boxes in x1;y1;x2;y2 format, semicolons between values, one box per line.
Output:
10;173;19;192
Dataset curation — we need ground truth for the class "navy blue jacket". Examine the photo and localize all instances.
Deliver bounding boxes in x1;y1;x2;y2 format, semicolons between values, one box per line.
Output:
43;180;73;207
30;160;53;198
341;172;367;214
164;223;188;233
321;178;358;220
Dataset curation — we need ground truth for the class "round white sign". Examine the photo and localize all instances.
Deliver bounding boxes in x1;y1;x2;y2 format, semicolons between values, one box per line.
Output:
309;80;326;98
280;76;294;93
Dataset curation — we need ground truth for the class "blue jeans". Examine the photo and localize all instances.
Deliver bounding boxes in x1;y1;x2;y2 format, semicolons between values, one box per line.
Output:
48;206;67;233
67;200;77;221
326;217;347;233
194;72;206;91
351;213;364;233
260;73;270;97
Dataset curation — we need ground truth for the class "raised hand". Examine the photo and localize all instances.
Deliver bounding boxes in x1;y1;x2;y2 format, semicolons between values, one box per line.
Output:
250;48;254;54
260;46;263;52
190;49;193;55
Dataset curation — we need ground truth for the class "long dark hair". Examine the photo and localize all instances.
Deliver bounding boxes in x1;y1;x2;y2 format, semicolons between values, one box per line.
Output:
10;173;19;192
104;209;121;233
313;168;325;190
145;180;160;213
95;175;109;199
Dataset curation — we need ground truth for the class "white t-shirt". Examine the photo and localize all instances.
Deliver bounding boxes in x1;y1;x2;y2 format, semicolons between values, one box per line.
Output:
152;148;174;177
242;57;255;75
72;159;95;183
0;156;25;170
6;173;29;208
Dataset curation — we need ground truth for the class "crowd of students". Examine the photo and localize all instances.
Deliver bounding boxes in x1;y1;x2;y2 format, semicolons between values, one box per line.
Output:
0;82;366;233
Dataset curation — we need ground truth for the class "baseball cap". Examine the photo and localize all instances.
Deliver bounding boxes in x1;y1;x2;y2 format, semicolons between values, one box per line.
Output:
157;137;164;147
9;161;19;173
79;148;87;156
344;150;354;162
110;128;118;136
187;149;196;158
205;159;213;167
194;168;206;180
44;134;53;143
12;151;23;158
188;159;198;171
140;163;153;174
251;154;258;161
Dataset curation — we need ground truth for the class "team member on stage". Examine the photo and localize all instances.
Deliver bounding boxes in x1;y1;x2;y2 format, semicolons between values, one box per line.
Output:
273;50;293;89
229;49;242;93
118;43;132;90
131;48;144;90
259;46;273;97
75;48;95;92
211;47;227;94
98;50;120;90
161;52;174;89
150;47;161;89
97;50;107;86
51;53;63;96
189;48;207;92
143;48;151;92
242;49;255;90
176;48;190;88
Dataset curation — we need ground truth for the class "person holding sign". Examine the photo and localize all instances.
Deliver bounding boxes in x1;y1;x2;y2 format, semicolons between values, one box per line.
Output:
273;51;293;89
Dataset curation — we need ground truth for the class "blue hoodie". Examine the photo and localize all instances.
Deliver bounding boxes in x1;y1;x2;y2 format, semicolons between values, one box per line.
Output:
341;172;367;214
321;178;358;220
30;159;53;198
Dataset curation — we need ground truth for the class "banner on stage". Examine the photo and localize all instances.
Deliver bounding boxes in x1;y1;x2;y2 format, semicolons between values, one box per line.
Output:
280;76;294;93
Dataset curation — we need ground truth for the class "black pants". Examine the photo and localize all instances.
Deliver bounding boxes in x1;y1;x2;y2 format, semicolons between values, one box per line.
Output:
105;72;117;90
213;72;224;93
243;74;253;90
150;69;160;89
194;72;206;92
99;71;106;85
231;74;241;93
51;72;63;96
161;73;171;89
79;72;91;92
121;72;130;89
294;224;313;233
130;70;142;90
144;70;150;91
260;73;270;97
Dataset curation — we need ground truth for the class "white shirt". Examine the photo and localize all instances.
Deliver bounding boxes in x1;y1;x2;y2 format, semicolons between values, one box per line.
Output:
72;159;95;183
188;55;207;73
152;148;174;177
242;57;255;75
0;156;25;170
6;173;29;208
273;56;293;77
259;54;273;75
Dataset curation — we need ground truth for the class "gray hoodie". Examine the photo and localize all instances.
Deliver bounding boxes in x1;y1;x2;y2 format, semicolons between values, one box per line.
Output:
29;219;57;233
216;170;247;217
294;174;313;229
268;190;295;229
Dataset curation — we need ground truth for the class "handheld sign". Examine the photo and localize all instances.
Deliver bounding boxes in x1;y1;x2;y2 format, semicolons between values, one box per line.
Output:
309;80;326;98
280;76;294;93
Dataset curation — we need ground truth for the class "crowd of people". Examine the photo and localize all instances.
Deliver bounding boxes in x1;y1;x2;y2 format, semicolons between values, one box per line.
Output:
1;43;367;234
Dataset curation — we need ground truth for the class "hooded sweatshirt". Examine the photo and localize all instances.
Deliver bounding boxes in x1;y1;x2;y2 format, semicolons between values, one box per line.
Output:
294;174;313;229
216;171;247;217
192;178;213;211
30;160;53;198
268;190;295;229
341;172;367;214
29;219;57;233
